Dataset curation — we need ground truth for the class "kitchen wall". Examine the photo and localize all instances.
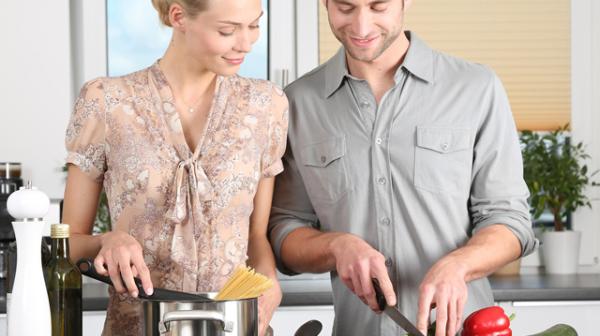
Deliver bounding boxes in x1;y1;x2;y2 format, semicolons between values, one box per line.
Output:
1;1;73;199
571;0;600;271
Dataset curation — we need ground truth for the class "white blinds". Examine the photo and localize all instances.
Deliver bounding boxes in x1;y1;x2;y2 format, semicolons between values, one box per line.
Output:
318;0;571;131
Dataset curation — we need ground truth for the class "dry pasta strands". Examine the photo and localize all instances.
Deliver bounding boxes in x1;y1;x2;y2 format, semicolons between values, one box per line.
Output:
215;266;273;301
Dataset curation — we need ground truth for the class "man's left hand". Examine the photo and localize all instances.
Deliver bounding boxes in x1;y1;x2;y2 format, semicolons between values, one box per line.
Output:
416;256;468;336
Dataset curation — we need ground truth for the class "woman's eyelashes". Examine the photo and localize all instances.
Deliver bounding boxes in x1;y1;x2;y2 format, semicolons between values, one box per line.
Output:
218;25;259;37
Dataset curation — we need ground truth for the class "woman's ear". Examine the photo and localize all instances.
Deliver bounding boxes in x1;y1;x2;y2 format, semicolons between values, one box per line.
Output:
404;0;413;11
168;3;187;31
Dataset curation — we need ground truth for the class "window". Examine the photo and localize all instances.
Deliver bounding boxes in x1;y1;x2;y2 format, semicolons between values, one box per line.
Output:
107;0;269;79
317;0;571;131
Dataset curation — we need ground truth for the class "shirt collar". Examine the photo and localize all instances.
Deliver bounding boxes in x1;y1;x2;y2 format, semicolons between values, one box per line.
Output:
323;47;350;98
402;31;434;84
323;31;434;98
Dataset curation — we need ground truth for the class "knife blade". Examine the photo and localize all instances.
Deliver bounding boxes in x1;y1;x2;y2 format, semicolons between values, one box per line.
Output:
372;279;425;336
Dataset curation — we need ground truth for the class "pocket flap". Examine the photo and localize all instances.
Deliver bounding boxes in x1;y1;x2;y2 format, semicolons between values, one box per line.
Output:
301;136;346;167
416;127;471;153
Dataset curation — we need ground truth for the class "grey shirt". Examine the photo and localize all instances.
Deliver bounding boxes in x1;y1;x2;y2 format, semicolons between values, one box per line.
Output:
269;32;537;336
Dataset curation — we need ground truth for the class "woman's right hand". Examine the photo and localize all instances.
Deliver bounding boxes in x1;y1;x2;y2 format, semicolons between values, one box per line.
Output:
94;231;154;298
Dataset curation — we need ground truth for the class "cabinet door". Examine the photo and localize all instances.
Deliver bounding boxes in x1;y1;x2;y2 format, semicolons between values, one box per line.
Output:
83;311;107;336
497;301;600;335
271;306;335;336
0;311;107;336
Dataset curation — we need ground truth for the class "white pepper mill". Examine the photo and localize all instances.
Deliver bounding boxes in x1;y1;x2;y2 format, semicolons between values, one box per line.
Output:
6;181;51;336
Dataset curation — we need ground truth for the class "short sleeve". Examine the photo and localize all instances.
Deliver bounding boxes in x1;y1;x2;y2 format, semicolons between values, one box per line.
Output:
261;84;289;178
65;78;107;182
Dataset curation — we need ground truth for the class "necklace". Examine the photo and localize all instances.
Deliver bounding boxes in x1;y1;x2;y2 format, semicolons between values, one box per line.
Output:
181;95;203;114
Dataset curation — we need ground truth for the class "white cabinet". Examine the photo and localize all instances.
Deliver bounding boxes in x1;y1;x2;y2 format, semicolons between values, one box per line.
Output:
83;311;107;336
271;306;335;336
497;301;600;335
0;311;107;336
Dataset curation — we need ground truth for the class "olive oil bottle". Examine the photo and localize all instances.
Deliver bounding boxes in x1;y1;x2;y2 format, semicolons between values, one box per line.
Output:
45;224;82;336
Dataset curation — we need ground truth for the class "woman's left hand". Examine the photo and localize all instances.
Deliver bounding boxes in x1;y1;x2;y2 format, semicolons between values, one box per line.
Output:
258;280;282;336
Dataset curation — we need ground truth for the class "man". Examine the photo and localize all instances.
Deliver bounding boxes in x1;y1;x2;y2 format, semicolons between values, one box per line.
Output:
268;0;537;335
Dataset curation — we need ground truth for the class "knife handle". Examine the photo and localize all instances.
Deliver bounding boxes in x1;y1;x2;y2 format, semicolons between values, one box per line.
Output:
371;278;387;311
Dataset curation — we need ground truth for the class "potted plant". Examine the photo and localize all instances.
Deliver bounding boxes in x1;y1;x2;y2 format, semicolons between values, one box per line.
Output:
520;124;598;274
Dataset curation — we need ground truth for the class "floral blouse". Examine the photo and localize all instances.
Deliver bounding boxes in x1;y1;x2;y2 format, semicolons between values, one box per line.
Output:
65;62;288;335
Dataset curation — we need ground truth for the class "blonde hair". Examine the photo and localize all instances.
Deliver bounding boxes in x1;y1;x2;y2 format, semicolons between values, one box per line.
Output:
151;0;210;27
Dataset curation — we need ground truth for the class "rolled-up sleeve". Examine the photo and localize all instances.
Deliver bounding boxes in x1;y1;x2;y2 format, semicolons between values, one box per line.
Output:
469;72;538;256
268;139;320;274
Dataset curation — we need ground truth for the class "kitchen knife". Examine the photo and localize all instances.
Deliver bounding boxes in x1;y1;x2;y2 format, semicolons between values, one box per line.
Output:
372;279;425;336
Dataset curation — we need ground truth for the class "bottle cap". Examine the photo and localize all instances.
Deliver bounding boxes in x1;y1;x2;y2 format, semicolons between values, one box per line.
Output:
50;224;70;238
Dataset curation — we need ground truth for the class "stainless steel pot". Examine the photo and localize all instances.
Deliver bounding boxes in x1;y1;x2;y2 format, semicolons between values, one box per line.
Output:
142;293;258;336
76;260;259;336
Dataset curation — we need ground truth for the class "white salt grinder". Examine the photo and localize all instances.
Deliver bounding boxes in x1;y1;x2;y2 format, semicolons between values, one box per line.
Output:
6;181;51;336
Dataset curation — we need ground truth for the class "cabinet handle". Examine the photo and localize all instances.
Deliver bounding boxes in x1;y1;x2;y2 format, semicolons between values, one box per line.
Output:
280;68;289;87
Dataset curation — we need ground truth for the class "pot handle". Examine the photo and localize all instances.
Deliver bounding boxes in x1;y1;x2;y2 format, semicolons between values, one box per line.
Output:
159;310;234;334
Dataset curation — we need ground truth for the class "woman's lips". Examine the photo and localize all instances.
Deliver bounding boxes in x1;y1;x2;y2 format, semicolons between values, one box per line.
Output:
350;36;379;48
223;57;245;65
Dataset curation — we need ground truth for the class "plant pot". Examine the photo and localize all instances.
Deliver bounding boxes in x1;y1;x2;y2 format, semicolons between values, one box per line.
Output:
493;258;521;276
541;230;581;274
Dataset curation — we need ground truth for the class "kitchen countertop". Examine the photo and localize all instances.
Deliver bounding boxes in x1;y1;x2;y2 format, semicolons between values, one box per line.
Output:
1;273;599;313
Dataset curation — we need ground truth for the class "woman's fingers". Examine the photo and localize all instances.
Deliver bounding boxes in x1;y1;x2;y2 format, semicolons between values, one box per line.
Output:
96;231;152;298
105;252;125;293
131;252;154;296
94;254;108;275
117;251;139;297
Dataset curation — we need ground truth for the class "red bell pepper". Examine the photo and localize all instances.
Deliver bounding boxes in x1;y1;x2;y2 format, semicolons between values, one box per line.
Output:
461;306;512;336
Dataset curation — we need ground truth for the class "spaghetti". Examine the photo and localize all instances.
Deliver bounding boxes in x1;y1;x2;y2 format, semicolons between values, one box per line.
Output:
215;266;273;301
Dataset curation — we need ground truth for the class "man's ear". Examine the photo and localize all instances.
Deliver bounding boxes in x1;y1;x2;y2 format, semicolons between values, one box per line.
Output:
321;0;328;9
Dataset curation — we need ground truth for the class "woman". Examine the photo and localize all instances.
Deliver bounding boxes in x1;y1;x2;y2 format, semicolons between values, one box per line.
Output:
62;0;288;334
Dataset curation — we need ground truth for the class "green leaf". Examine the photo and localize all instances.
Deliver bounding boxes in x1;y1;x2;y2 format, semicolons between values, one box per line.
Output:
519;124;598;231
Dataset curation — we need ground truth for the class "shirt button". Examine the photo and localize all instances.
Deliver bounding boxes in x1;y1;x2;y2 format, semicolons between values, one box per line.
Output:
377;177;387;185
375;138;382;145
385;258;393;267
441;143;449;151
320;156;327;163
360;101;370;108
379;217;390;226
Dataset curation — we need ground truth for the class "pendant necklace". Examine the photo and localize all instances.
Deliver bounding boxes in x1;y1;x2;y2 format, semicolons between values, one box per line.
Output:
182;95;203;114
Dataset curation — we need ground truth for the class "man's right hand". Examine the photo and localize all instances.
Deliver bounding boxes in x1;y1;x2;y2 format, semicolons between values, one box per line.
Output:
94;231;154;298
330;233;397;311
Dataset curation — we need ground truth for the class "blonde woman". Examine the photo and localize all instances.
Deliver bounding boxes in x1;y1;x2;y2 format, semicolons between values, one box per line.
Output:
62;0;287;334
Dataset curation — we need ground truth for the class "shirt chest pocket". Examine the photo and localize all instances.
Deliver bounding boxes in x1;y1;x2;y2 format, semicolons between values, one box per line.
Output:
299;136;353;203
414;127;472;195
